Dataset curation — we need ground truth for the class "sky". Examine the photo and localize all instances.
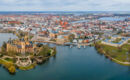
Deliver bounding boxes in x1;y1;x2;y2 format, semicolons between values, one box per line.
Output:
0;0;130;11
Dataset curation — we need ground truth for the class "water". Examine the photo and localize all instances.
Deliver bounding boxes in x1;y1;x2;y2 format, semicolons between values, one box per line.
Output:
0;33;17;46
1;11;130;15
70;20;89;23
0;33;130;80
99;17;130;21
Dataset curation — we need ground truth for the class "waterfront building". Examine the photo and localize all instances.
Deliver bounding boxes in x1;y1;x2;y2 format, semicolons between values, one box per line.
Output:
6;37;35;54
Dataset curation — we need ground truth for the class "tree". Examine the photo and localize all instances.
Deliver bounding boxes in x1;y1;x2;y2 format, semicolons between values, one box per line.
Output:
95;43;101;49
52;46;57;55
118;46;122;52
128;48;130;54
68;34;75;42
2;42;6;49
8;66;16;74
1;42;7;54
38;45;51;57
80;35;85;39
106;49;109;54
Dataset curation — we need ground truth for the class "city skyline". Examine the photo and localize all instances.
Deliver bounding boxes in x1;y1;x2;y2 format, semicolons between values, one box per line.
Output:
0;0;130;11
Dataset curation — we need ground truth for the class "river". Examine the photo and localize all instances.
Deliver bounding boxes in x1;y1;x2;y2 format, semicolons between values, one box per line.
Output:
0;33;130;80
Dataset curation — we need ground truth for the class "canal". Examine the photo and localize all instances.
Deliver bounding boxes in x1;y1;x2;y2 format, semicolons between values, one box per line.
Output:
0;33;130;80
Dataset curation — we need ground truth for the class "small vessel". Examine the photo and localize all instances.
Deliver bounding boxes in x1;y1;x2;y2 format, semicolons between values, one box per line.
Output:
70;45;73;48
84;45;86;48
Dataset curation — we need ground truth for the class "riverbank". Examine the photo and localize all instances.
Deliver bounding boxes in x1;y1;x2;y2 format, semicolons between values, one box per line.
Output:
0;29;15;33
95;41;130;66
0;58;16;74
100;50;130;66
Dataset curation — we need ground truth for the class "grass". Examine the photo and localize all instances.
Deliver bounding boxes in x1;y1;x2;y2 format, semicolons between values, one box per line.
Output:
104;44;129;62
128;40;130;43
96;42;130;63
112;38;122;43
0;58;13;65
4;58;13;63
0;59;16;74
107;36;111;39
18;63;37;70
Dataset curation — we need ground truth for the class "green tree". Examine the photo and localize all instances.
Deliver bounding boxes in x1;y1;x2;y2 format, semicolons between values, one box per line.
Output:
118;46;122;52
53;46;57;55
2;42;7;49
1;42;7;54
68;34;75;42
128;48;130;54
38;45;51;57
8;65;16;74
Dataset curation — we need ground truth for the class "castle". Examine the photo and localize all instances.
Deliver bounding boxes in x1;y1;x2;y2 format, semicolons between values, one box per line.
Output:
6;37;35;54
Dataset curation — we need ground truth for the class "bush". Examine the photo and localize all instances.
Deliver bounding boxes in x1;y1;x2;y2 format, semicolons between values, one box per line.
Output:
53;47;56;54
8;66;16;74
2;61;16;74
38;45;51;57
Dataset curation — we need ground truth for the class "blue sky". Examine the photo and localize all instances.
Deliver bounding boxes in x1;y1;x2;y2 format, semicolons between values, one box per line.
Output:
0;0;130;11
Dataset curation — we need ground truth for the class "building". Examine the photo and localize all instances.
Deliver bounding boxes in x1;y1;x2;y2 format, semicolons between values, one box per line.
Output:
6;38;35;54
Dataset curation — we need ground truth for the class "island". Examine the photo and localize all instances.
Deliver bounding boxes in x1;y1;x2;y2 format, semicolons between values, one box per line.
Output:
0;36;56;74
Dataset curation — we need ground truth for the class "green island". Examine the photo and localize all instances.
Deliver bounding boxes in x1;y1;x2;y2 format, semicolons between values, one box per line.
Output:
0;34;56;74
95;40;130;66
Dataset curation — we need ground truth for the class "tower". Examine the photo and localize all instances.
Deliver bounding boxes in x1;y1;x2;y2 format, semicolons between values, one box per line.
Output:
21;42;25;55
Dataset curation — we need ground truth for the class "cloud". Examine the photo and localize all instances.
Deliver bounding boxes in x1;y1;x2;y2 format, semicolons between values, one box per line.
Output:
0;0;129;11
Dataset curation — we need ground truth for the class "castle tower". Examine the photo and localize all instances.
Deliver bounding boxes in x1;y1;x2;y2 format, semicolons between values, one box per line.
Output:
21;42;26;55
6;43;10;52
